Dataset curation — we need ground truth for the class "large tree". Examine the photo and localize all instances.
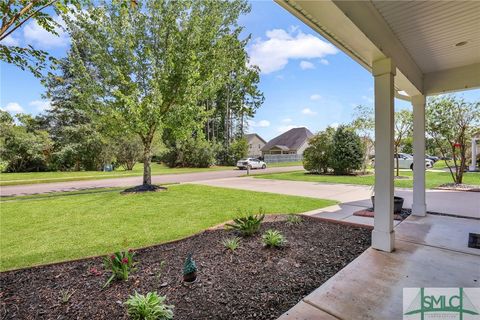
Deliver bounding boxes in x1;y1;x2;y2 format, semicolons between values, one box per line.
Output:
427;96;479;184
41;56;113;171
66;0;251;188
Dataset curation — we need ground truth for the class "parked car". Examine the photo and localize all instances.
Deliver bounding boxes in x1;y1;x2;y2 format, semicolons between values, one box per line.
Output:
412;154;439;163
371;153;432;170
236;158;267;170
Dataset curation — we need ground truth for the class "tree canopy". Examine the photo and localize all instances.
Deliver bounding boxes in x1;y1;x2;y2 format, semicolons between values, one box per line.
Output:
64;0;258;186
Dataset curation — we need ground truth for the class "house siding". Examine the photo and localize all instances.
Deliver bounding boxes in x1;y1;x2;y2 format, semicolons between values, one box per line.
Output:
247;135;265;157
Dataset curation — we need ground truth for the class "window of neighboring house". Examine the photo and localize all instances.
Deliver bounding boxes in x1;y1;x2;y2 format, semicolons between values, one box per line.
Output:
258;144;261;148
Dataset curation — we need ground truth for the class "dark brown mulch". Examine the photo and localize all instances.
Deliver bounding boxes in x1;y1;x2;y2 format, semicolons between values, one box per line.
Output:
353;208;411;221
121;184;167;194
435;183;480;192
0;217;371;320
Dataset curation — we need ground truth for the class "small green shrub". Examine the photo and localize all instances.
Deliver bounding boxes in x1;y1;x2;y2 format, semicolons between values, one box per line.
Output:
103;250;136;288
286;214;302;224
221;237;241;252
124;291;174;320
59;289;75;304
183;253;197;276
262;229;286;247
226;209;265;236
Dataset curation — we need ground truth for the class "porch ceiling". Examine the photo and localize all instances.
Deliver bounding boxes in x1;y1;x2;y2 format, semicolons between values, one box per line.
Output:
275;0;480;97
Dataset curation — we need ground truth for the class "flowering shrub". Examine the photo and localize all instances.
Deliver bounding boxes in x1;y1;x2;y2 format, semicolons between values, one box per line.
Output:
89;267;103;276
103;250;136;288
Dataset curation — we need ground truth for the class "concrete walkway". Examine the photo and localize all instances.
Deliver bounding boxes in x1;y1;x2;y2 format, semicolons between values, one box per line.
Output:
192;177;480;219
277;213;480;320
0;166;302;197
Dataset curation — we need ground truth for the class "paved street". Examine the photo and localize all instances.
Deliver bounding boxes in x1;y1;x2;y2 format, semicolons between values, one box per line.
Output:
0;166;302;196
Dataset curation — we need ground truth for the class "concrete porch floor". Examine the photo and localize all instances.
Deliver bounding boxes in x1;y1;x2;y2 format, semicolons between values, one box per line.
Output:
278;214;480;320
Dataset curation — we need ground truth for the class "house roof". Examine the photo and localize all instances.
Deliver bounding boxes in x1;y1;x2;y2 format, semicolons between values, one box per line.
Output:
262;127;313;152
245;133;267;144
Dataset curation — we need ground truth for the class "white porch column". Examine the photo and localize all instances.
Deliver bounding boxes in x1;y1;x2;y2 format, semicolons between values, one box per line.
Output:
372;58;395;252
470;138;477;171
412;95;426;216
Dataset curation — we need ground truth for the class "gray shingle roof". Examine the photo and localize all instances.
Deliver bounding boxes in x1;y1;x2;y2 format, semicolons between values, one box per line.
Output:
262;127;313;152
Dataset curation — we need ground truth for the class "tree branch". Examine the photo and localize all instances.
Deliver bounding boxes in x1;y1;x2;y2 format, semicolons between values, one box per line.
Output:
0;0;58;41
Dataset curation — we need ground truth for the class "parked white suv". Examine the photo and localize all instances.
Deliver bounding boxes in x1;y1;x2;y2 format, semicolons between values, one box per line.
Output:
372;153;433;170
236;158;267;170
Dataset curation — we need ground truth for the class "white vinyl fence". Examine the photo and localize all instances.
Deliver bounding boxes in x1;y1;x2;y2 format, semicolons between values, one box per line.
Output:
264;154;303;163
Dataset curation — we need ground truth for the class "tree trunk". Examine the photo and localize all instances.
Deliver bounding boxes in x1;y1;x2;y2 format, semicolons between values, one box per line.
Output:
395;145;400;177
457;143;466;184
142;137;153;186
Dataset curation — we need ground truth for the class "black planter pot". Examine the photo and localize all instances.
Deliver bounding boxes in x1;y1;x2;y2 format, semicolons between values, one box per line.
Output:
371;196;404;214
183;271;197;283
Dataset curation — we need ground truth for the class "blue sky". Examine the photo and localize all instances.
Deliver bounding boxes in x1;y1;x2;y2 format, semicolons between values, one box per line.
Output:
1;1;479;141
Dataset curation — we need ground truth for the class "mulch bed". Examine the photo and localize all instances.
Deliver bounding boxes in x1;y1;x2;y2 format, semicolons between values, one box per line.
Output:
435;183;480;192
121;184;167;194
0;216;371;320
353;208;411;221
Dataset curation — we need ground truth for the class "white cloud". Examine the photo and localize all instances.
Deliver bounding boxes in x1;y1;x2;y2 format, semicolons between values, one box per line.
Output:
362;95;373;103
2;35;20;47
319;59;329;65
249;27;338;74
2;102;24;114
29;100;51;112
299;60;315;70
310;94;321;101
329;122;340;129
23;15;69;49
282;118;292;123
248;119;270;128
301;108;317;116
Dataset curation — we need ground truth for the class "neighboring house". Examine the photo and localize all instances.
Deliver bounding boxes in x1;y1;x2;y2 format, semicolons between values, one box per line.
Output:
245;133;267;158
262;127;313;156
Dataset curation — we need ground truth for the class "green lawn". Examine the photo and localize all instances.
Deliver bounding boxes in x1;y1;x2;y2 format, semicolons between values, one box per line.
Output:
0;184;336;271
255;170;480;189
0;163;235;186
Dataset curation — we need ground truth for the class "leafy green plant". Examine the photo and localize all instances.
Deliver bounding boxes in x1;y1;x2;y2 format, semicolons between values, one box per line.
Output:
124;291;174;320
226;209;265;236
262;229;287;248
286;214;302;224
59;289;75;304
155;261;166;282
103;250;136;288
221;237;241;252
